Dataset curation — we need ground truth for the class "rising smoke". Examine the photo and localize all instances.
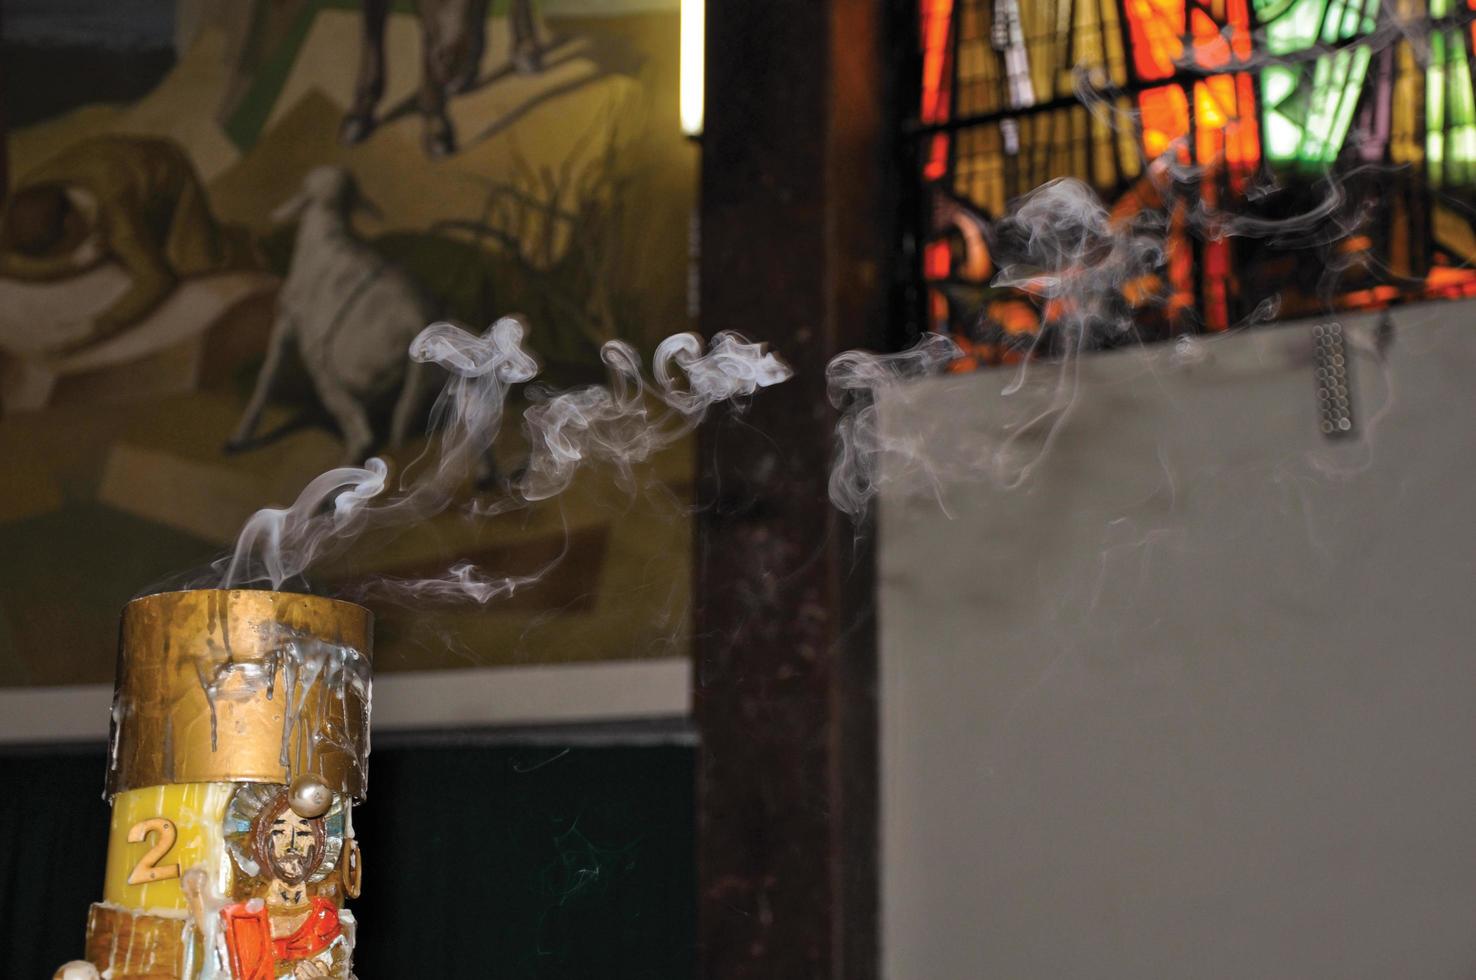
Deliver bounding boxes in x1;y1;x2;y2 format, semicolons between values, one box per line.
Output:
827;333;961;519
826;7;1425;520
214;316;791;600
826;174;1170;517
825;167;1393;516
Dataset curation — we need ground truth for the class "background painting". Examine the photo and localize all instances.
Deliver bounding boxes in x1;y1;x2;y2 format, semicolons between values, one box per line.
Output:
0;0;696;685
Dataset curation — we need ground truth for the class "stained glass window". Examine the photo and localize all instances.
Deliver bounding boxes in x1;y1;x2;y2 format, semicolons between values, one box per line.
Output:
1257;0;1379;168
1428;0;1476;186
910;0;1476;366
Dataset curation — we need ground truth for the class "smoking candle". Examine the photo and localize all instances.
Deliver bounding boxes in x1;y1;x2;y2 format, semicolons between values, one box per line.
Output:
63;589;372;980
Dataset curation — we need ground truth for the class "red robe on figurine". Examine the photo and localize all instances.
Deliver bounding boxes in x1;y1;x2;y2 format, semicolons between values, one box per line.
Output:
221;896;341;980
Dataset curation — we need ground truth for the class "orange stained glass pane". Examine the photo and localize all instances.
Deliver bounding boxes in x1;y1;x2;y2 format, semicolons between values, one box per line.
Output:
924;240;952;279
1125;0;1184;80
1122;273;1164;306
1202;239;1231;328
1193;73;1262;191
924;132;950;181
1228;0;1254;61
1425;266;1476;298
1341;284;1403;306
1110;166;1169;225
919;0;954;124
1190;8;1228;68
928;289;950;332
991;298;1040;335
946;342;983;373
1140;84;1191;159
1126;1;1253;78
1230;74;1261;175
1167;203;1195;317
1188;0;1253;69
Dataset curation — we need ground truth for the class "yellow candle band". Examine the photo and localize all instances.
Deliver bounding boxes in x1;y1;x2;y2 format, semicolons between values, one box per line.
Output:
102;782;235;911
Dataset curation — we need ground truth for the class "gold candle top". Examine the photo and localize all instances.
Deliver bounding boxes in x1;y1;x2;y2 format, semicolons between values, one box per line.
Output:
106;589;373;800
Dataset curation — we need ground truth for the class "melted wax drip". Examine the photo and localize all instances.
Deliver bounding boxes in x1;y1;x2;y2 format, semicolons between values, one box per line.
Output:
190;624;371;788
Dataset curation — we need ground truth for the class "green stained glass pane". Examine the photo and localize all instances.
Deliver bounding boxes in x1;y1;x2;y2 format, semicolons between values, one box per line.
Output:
1428;25;1476;187
1326;46;1374;162
1255;0;1324;53
1256;0;1381;170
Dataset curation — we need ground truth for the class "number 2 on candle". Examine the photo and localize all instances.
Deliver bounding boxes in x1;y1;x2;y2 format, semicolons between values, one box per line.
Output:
126;817;180;885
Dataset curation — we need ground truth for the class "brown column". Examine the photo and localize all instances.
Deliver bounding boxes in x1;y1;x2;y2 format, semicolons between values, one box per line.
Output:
0;3;8;199
694;1;900;977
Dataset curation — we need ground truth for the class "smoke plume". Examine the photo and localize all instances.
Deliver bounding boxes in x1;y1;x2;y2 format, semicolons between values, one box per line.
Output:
827;333;961;518
215;317;791;600
824;165;1383;518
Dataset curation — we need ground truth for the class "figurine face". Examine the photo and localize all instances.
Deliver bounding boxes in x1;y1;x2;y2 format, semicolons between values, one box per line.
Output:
249;794;327;889
267;808;317;885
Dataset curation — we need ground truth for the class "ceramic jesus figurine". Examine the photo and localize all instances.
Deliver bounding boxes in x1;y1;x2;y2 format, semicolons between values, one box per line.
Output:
216;785;357;979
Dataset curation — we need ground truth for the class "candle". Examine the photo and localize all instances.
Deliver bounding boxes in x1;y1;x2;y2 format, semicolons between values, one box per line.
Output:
61;589;372;980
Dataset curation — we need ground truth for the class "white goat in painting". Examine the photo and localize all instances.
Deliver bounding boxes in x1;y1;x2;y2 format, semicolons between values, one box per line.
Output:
229;166;436;463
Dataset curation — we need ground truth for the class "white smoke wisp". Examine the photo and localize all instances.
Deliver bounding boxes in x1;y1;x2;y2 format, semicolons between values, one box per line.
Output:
826;333;961;517
215;317;791;603
826;132;1395;522
827;177;1169;519
821;12;1440;528
991;176;1165;354
351;560;554;606
218;458;390;590
983;178;1177;488
217;317;537;591
515;331;793;504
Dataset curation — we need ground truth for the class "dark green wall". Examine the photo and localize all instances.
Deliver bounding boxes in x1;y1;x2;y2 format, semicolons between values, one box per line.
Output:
0;737;695;979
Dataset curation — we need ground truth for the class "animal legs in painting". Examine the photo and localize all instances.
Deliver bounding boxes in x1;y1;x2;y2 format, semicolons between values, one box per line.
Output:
227;310;298;452
341;0;391;145
417;0;492;157
509;0;542;74
310;366;378;466
344;0;548;158
388;358;438;451
448;1;489;94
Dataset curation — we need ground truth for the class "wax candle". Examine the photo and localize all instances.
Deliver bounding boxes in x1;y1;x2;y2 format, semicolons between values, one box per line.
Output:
59;589;372;980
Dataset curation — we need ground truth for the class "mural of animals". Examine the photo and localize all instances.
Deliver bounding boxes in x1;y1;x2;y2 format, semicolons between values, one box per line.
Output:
0;0;697;686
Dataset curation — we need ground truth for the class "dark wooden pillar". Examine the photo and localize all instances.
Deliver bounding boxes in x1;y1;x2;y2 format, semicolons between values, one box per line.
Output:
694;1;898;977
0;2;8;199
